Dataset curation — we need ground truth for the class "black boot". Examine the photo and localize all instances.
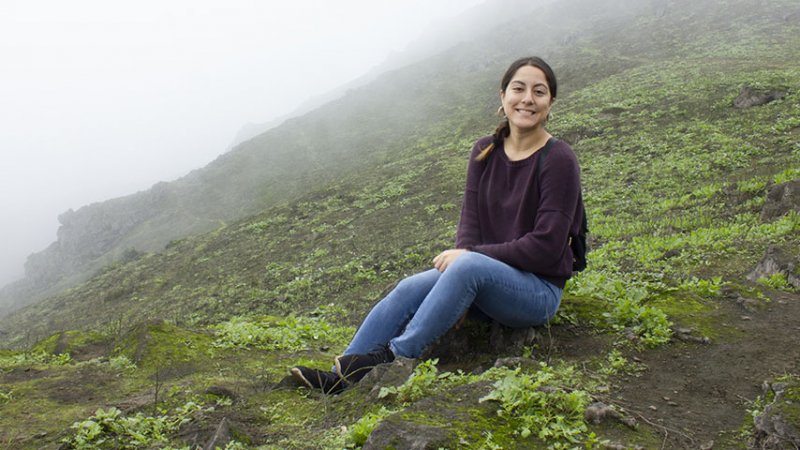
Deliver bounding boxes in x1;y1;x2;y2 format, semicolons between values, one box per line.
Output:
335;346;395;384
290;366;348;394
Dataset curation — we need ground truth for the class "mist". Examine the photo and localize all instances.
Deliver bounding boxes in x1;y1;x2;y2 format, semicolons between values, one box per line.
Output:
0;0;487;288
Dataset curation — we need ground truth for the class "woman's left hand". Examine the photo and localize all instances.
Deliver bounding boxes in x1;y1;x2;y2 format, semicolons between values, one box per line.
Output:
433;249;468;272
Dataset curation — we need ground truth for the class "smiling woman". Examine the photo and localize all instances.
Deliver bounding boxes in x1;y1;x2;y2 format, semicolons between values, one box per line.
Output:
290;56;587;394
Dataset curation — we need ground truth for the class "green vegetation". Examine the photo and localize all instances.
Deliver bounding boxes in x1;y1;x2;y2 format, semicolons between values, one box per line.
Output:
479;364;595;449
1;0;799;448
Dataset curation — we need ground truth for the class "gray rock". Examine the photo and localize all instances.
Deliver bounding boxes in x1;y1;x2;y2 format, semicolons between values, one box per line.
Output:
752;379;800;449
733;86;787;108
761;180;800;222
421;318;543;365
747;245;800;289
355;357;417;402
362;416;455;450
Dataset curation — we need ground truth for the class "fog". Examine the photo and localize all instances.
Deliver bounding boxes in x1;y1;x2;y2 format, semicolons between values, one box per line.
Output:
0;0;486;287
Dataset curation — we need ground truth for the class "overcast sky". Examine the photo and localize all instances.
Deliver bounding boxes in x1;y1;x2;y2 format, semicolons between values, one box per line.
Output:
0;0;486;287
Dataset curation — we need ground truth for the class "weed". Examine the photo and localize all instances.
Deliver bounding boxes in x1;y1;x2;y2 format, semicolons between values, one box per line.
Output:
757;273;797;292
378;359;442;404
211;315;354;352
346;406;396;448
62;401;211;449
479;363;593;449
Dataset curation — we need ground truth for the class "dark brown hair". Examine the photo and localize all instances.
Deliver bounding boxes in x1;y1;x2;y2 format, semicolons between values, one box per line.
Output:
476;57;557;161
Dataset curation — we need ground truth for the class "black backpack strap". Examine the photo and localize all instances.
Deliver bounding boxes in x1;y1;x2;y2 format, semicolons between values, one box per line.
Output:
535;137;555;179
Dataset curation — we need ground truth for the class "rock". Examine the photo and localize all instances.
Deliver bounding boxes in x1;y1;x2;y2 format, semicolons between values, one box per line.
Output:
752;378;800;449
355;357;417;402
584;402;638;429
493;356;538;370
733;86;787;108
421;318;544;365
362;415;455;450
761;180;800;222
672;326;711;344
747;245;800;289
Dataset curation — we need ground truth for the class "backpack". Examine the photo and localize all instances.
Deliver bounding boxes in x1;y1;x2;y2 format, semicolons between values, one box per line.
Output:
536;140;589;272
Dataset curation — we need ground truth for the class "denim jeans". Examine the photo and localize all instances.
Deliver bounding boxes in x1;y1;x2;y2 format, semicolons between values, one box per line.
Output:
342;252;562;359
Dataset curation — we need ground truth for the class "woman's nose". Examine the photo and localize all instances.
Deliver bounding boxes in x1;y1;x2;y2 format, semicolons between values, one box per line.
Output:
521;89;534;103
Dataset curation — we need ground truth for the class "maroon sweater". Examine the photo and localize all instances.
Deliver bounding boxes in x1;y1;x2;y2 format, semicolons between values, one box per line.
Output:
455;135;583;289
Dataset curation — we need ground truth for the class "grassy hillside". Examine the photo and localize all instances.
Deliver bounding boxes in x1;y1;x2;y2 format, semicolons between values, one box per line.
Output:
1;0;799;448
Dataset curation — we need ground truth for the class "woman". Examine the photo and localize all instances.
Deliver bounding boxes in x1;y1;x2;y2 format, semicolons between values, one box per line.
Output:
292;56;584;394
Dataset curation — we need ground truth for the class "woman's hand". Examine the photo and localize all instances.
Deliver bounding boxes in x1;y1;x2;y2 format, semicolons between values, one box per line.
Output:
433;249;468;272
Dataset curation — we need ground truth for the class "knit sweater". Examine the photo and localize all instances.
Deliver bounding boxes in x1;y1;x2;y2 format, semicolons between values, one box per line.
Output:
455;135;583;289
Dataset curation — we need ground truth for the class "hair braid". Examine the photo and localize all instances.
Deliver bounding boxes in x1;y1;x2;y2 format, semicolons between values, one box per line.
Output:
476;118;510;161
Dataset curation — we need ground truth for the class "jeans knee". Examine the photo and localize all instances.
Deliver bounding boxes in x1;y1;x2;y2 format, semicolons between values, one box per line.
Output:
392;270;439;298
449;251;491;274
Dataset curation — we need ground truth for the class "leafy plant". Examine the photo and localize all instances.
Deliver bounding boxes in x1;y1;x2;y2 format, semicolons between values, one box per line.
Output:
346;407;395;448
0;388;12;405
211;315;354;351
757;273;796;292
63;402;210;449
378;358;442;404
479;364;592;449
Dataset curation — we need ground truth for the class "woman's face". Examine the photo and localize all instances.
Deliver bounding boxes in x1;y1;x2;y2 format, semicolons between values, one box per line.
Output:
500;65;553;133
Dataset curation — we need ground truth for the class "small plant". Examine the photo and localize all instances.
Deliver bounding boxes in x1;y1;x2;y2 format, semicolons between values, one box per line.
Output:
378;358;441;404
604;297;673;348
0;350;72;369
108;355;137;371
346;407;395;448
480;364;593;449
63;401;210;449
211;315;353;351
0;388;12;404
757;273;796;291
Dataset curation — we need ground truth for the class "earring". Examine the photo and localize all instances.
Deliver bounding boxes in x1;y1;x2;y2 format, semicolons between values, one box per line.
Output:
496;106;506;117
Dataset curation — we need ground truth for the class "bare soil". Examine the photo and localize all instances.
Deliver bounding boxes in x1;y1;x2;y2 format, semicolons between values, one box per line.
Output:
612;291;800;449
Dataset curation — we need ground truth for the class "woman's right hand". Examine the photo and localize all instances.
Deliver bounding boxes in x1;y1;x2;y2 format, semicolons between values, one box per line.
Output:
433;249;467;272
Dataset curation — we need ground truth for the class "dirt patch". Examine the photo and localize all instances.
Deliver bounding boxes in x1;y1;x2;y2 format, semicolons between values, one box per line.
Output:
43;366;119;404
612;291;800;448
1;367;52;383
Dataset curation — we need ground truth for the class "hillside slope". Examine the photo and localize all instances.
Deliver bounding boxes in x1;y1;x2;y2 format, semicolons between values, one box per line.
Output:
1;0;799;448
0;0;554;316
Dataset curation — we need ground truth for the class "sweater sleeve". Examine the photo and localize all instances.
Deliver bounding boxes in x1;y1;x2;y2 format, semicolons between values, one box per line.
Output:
455;138;490;248
471;145;581;276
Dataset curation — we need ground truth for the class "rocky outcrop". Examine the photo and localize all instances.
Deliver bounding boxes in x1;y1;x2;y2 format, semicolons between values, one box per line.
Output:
761;180;800;222
752;377;800;449
733;86;788;109
23;182;178;287
748;245;800;290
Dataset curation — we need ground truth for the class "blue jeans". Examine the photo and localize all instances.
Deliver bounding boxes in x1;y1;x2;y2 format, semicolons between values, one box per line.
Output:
343;252;562;359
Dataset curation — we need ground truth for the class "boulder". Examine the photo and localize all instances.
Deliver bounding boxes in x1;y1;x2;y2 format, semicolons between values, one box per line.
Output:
421;317;544;365
733;86;787;108
747;245;800;289
753;378;800;449
761;180;800;222
362;415;455;450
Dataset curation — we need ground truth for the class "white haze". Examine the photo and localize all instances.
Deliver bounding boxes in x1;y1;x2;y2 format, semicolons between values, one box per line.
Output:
0;0;486;287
